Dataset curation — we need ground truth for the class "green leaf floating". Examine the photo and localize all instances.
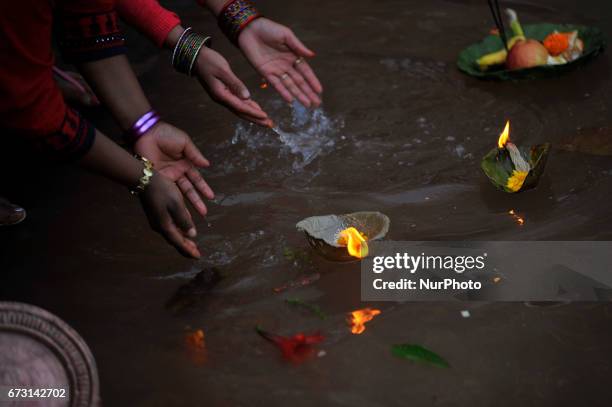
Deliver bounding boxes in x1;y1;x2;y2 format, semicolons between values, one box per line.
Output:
481;143;551;193
285;298;327;320
391;344;450;368
457;23;606;80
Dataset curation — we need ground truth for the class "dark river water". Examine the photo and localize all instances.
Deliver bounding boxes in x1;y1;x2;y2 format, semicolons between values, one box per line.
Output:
2;0;612;405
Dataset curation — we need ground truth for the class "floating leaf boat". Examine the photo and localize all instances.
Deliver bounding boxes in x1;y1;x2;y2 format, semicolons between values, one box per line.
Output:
481;142;551;193
296;211;390;262
458;23;605;80
481;121;551;193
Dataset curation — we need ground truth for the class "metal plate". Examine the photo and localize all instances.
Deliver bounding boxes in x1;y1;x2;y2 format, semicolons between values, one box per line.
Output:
0;302;100;407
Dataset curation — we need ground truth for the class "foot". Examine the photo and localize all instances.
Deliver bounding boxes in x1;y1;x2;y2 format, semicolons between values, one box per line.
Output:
53;68;100;107
0;197;26;226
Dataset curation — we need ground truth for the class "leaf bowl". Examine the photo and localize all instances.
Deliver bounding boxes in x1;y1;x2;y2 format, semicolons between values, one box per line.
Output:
296;211;390;262
481;143;551;193
457;24;606;80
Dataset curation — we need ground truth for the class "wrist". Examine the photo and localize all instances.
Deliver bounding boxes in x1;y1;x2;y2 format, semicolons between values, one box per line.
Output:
237;17;264;48
218;0;263;45
206;0;229;17
130;155;155;195
124;109;161;146
171;28;212;76
165;25;186;49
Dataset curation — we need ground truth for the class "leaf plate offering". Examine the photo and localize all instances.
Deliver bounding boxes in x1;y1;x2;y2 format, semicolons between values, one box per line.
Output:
481;143;551;193
296;211;390;262
458;24;605;80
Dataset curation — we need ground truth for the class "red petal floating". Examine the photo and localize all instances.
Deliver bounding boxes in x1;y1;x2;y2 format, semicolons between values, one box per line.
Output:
256;326;324;363
184;329;207;365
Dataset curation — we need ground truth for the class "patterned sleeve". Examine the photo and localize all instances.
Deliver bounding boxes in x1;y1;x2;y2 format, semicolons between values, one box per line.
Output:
56;0;126;63
24;108;97;161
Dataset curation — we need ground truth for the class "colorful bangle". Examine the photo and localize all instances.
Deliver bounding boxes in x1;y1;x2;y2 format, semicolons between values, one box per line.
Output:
130;155;155;196
171;28;212;76
218;0;263;45
125;110;160;145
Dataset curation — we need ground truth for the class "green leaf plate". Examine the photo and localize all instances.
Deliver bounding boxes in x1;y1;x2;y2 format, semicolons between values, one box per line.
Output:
457;23;606;80
391;344;450;368
481;143;551;193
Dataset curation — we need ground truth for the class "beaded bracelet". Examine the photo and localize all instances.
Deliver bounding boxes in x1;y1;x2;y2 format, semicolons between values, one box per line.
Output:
218;0;263;45
171;28;212;76
124;109;160;145
130;155;155;196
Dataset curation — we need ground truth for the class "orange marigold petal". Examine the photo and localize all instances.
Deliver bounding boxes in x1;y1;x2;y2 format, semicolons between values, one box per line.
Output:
543;33;569;56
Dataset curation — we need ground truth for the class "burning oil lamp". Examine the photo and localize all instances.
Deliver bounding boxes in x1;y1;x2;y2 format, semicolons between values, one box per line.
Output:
337;227;368;259
481;120;550;193
348;308;381;334
296;212;389;262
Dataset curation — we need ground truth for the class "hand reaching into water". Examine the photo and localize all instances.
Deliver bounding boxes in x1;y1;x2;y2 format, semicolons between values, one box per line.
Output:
238;18;323;108
140;173;201;258
194;47;272;127
134;122;214;217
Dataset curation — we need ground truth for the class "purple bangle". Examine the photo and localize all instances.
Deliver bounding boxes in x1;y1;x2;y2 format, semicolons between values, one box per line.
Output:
125;110;160;144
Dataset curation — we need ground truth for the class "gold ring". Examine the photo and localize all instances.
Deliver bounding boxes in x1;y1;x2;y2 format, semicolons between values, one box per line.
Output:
294;57;304;66
280;73;290;80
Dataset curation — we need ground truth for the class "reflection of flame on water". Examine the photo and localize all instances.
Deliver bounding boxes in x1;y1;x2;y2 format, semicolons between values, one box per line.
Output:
348;308;381;334
185;329;207;365
337;227;368;259
498;120;510;149
260;79;268;89
508;209;525;226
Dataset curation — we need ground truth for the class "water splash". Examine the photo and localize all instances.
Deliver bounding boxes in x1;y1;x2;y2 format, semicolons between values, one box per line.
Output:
230;101;344;171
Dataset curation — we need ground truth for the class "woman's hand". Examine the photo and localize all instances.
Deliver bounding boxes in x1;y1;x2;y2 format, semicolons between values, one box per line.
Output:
77;128;203;258
238;18;323;107
194;47;272;127
134;122;214;217
140;174;201;258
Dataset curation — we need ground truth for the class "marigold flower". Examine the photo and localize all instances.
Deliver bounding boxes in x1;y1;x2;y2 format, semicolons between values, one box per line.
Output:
543;33;569;56
506;170;529;192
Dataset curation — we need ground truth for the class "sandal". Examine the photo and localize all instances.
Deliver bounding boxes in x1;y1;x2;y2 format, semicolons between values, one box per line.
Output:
0;197;26;226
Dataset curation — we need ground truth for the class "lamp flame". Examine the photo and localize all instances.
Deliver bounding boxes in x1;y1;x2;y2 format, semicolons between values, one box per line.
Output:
348;308;381;334
337;227;368;259
498;120;511;149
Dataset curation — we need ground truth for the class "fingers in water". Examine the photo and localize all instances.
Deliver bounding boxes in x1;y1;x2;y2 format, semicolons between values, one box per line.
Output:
278;73;311;107
187;167;215;200
287;68;321;107
295;60;323;94
177;176;207;217
164;205;201;259
221;70;251;100
164;223;201;258
213;81;269;120
266;75;294;104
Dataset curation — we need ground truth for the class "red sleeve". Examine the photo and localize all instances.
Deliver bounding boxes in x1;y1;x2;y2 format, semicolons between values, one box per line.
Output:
56;0;127;63
0;0;96;160
116;0;181;48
